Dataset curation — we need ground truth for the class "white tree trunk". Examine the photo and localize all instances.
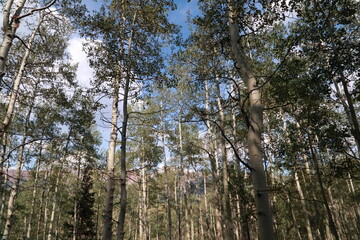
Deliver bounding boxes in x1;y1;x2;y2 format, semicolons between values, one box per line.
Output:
227;1;275;239
0;0;27;83
102;79;120;240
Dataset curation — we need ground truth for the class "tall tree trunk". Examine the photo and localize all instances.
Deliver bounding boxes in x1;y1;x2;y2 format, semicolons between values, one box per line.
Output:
178;116;191;240
0;133;10;224
102;79;119;240
294;170;314;240
47;133;72;240
286;193;302;240
161;107;173;240
35;166;51;240
46;168;61;240
0;18;41;210
115;72;130;240
115;8;137;239
26;138;44;240
327;20;360;153
215;77;235;240
286;120;314;240
1;134;27;239
0;0;27;84
230;81;251;240
204;80;223;239
138;143;148;240
1;73;40;239
308;133;340;240
227;1;275;239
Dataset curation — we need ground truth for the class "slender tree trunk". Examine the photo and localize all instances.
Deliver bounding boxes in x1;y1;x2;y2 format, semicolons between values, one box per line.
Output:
286;193;302;240
138;145;148;240
102;79;119;240
42;173;51;240
204;80;223;239
72;154;82;240
294;171;314;240
47;132;71;240
46;169;61;240
308;133;340;240
115;72;130;240
26;139;43;240
328;21;360;153
0;0;27;84
227;1;274;239
177;117;191;240
284;119;314;240
95;188;101;240
2;75;39;239
0;18;40;212
1;135;27;239
0;3;40;138
161;112;173;240
36;166;50;240
175;171;181;240
327;187;346;240
115;8;137;239
0;133;9;223
231;81;251;240
215;77;235;240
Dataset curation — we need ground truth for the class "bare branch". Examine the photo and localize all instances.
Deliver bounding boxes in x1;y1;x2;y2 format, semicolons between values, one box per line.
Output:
17;0;57;20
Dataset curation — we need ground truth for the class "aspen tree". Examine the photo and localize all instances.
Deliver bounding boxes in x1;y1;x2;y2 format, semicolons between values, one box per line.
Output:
227;1;275;239
1;17;42;239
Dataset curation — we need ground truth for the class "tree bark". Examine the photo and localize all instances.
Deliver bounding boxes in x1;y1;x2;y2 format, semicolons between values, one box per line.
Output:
227;1;275;239
178;116;191;240
215;77;235;240
0;0;27;84
294;170;314;240
161;108;173;240
47;133;72;240
26;137;43;240
308;133;340;240
115;8;137;239
0;18;41;210
115;72;130;240
204;80;223;240
1;67;41;239
102;79;120;240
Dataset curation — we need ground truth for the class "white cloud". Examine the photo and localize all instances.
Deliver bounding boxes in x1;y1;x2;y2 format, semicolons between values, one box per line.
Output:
67;36;93;88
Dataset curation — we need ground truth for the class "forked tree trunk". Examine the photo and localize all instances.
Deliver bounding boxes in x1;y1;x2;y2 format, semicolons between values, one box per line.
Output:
227;1;275;239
